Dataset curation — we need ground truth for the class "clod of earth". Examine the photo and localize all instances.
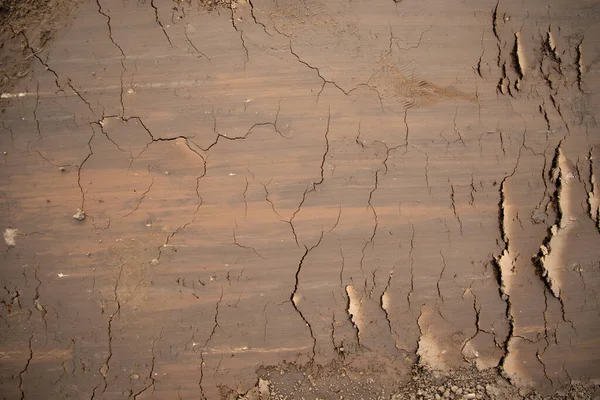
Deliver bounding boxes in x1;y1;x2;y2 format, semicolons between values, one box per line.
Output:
72;209;85;221
3;228;18;246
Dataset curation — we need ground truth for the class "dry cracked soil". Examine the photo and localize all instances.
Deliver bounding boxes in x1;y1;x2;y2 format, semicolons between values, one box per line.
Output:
1;0;600;399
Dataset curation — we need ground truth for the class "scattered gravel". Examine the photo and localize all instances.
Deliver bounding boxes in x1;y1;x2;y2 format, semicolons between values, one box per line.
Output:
195;0;239;9
229;363;600;400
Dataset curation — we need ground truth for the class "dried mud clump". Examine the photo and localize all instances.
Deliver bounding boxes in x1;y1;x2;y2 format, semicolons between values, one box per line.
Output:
72;209;86;221
3;227;18;247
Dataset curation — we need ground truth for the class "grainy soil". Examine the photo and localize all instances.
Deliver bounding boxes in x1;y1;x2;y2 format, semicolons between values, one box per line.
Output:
0;0;79;94
233;363;600;400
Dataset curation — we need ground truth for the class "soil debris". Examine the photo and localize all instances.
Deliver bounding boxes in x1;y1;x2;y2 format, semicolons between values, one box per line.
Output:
3;227;18;246
0;0;79;95
195;0;239;10
231;364;600;400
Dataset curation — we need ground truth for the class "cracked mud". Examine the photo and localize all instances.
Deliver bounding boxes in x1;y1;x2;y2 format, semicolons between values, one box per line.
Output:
1;0;600;399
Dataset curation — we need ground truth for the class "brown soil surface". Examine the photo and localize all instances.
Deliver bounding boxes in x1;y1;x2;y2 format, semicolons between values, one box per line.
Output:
1;0;600;399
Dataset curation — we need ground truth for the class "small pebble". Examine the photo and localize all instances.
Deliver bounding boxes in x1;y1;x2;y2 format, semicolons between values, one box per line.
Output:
73;209;86;221
150;258;159;266
59;166;66;172
3;151;7;155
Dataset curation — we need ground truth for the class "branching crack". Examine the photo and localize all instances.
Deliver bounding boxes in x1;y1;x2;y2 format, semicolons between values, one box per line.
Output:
243;168;254;218
361;166;380;272
18;32;63;92
389;23;432;53
308;107;331;193
291;231;325;360
287;39;383;102
195;114;283;153
407;223;415;306
403;109;410;149
469;174;477;206
95;0;126;116
338;239;345;293
437;251;447;301
133;329;162;399
452;107;466;146
100;262;124;393
67;79;95;115
95;0;125;58
78;125;96;211
247;0;270;35
198;287;223;400
233;221;265;258
415;304;426;363
411;145;431;195
450;182;464;234
33;268;48;331
123;176;154;217
150;0;173;46
184;25;210;60
229;5;249;68
475;29;485;79
287;188;308;247
381;266;395;335
94;119;129;155
328;205;342;233
33;81;41;140
157;175;204;260
492;0;501;68
18;332;34;400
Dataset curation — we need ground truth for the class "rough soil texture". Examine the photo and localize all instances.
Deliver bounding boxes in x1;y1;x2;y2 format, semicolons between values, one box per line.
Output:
0;0;80;95
1;0;600;399
238;365;600;400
